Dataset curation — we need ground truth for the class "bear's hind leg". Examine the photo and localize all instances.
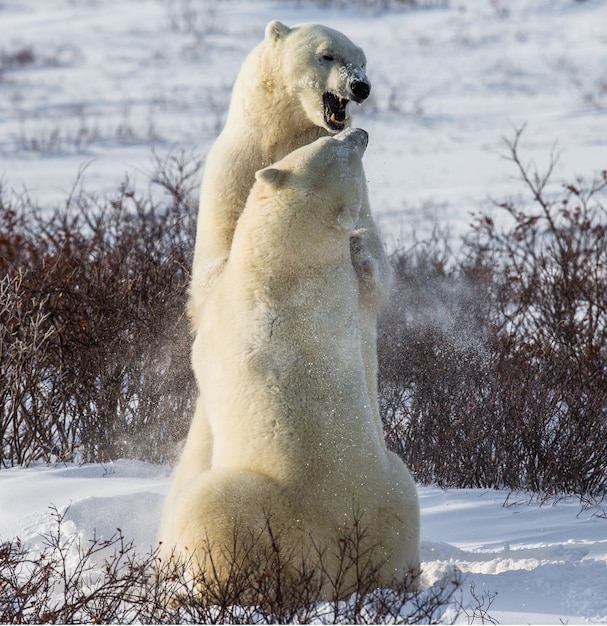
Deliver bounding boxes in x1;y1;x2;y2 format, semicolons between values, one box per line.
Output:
171;468;304;603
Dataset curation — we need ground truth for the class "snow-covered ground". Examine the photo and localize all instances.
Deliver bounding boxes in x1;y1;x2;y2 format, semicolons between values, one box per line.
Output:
2;0;607;623
1;460;606;623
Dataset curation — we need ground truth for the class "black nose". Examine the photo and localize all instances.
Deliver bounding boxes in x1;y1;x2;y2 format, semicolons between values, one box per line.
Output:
350;79;371;101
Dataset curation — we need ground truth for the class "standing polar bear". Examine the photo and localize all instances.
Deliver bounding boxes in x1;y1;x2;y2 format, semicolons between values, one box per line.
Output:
159;129;420;598
189;20;392;467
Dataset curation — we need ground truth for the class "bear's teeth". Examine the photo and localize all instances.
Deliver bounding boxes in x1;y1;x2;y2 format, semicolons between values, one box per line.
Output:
330;113;349;125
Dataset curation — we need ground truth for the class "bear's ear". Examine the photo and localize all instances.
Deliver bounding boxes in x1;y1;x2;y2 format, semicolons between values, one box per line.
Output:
265;20;291;43
256;166;288;188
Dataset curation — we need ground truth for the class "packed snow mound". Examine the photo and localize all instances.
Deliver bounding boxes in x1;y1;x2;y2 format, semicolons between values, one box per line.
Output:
0;460;169;551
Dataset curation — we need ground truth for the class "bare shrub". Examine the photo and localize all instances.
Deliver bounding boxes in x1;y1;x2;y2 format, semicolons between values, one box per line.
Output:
0;45;36;70
453;582;498;625
554;55;607;109
0;506;149;624
378;230;498;489
0;151;200;466
0;272;63;466
379;127;607;499
163;0;222;45
0;506;462;624
15;106;158;155
465;126;607;497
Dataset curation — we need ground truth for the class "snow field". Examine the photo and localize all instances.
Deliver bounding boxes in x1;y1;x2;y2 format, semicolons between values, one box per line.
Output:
1;461;606;623
2;0;607;622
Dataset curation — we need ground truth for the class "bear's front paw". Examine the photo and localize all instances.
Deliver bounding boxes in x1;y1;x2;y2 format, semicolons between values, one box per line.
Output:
350;229;378;285
350;228;393;307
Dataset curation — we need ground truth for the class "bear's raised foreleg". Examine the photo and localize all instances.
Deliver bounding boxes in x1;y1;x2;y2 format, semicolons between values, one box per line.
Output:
349;199;393;448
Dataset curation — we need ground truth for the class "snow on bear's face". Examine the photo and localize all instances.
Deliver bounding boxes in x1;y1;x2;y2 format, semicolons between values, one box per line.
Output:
265;21;371;133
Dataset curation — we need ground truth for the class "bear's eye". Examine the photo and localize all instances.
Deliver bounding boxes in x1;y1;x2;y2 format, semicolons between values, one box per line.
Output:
320;52;334;63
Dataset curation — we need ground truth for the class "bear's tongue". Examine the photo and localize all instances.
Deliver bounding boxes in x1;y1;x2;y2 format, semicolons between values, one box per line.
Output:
323;92;350;130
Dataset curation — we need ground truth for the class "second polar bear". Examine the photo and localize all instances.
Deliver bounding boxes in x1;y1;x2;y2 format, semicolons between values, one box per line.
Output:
158;129;420;599
189;20;392;467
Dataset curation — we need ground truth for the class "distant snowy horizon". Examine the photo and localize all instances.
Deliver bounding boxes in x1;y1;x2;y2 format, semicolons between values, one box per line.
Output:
2;0;606;243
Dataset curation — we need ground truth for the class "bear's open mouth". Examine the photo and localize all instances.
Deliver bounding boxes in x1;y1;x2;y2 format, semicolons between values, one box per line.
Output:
323;92;350;131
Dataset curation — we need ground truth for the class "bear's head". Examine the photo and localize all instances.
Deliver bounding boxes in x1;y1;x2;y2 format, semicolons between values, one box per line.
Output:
252;128;368;251
265;20;371;134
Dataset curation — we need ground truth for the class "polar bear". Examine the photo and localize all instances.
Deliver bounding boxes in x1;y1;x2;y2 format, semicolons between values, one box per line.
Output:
158;129;420;600
188;21;391;468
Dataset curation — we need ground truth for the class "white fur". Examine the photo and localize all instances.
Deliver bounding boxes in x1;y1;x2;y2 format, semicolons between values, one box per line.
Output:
189;20;392;468
158;131;420;598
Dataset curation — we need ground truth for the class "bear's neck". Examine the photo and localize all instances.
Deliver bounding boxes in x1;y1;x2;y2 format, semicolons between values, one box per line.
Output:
232;195;351;279
228;48;328;164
